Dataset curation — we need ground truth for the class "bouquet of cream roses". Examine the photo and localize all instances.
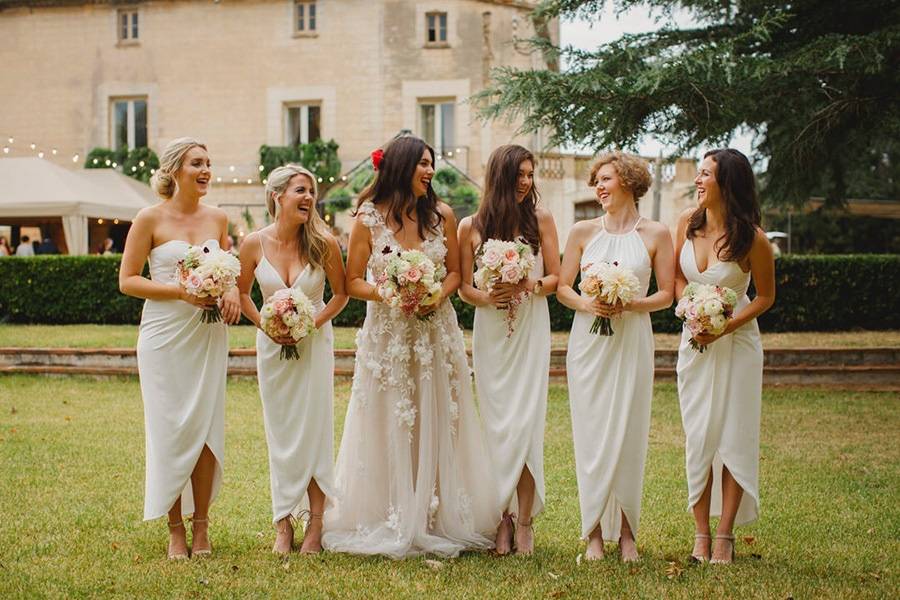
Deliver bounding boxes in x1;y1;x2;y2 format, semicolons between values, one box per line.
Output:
578;261;641;335
674;282;738;352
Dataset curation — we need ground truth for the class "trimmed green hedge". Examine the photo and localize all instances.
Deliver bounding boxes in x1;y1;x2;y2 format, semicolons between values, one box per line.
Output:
1;255;898;332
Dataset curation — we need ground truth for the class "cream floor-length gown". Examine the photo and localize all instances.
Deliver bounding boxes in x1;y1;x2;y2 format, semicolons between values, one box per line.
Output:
137;239;227;521
566;219;654;541
322;201;500;559
677;239;762;526
254;242;336;523
472;250;549;520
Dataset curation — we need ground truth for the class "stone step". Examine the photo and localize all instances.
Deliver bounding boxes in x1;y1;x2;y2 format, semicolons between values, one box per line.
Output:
1;346;898;388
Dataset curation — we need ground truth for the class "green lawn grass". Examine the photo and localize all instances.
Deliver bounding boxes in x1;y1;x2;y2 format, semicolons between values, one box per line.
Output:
2;323;898;350
0;375;897;598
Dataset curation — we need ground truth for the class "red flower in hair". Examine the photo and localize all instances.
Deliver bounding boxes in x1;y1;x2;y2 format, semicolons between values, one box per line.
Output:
371;148;384;171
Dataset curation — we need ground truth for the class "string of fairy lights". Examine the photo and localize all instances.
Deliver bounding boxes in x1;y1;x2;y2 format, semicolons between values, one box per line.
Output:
2;134;354;187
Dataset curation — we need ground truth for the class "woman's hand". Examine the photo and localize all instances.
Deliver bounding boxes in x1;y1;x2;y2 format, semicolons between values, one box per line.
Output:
583;297;623;318
489;283;521;309
220;288;241;324
178;287;218;309
417;292;443;317
692;319;735;346
262;328;296;346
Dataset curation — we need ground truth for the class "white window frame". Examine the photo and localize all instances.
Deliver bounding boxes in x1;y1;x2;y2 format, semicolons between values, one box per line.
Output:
284;103;322;146
425;11;447;45
418;99;456;153
294;0;318;35
109;97;148;151
116;9;139;43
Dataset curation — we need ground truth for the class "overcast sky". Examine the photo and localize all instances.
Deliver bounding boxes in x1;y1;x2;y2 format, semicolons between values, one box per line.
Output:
558;6;755;159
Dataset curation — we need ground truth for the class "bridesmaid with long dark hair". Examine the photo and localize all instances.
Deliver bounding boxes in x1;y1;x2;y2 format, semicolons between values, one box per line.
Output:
458;144;559;555
675;148;775;564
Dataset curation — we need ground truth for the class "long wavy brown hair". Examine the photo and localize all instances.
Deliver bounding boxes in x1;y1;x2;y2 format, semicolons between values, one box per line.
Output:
355;135;443;240
472;145;541;253
687;148;761;263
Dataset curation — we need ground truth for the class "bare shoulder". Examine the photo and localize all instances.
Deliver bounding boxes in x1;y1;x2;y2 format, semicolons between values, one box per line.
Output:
241;231;261;257
676;207;694;228
642;219;672;239
458;215;473;231
133;204;162;225
437;201;456;220
536;206;556;225
204;204;229;224
567;218;599;244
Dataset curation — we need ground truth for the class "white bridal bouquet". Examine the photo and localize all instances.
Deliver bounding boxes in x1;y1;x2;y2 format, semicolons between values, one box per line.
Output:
578;261;641;335
174;242;241;323
377;249;444;319
675;282;738;352
259;288;317;360
474;238;536;337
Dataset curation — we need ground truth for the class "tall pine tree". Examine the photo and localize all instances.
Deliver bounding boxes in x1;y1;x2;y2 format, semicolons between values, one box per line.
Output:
477;0;900;206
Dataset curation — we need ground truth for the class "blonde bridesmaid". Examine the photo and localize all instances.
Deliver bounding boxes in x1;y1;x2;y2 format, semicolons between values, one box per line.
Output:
237;164;348;554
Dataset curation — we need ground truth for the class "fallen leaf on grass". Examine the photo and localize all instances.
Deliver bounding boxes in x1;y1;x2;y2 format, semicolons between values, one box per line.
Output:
231;565;239;572
867;572;881;581
64;416;71;422
10;407;16;414
9;428;16;434
424;559;443;570
665;562;683;580
110;542;119;550
132;555;141;563
575;553;582;566
198;578;209;586
742;536;755;545
547;591;565;599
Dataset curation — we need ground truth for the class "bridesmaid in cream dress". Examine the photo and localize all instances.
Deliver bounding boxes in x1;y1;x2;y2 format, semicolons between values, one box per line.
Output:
557;152;674;562
458;145;560;555
675;148;774;564
119;138;241;560
237;164;348;555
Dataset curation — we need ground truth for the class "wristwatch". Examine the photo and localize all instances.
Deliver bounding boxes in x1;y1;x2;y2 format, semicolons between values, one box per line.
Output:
532;278;543;296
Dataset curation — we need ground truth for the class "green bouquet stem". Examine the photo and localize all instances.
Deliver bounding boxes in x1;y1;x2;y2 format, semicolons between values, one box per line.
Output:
590;316;614;336
280;343;301;360
201;306;222;324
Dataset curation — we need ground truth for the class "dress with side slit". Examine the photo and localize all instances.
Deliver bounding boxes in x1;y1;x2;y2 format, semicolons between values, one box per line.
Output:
677;239;762;526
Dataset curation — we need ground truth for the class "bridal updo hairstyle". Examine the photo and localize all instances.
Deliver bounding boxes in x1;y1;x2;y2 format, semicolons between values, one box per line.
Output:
150;137;207;199
355;135;444;240
588;151;652;203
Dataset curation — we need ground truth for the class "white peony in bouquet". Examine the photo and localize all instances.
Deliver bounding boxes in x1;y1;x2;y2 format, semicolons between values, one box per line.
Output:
377;249;445;319
578;261;641;335
675;282;738;352
174;242;241;323
259;288;317;360
474;238;536;337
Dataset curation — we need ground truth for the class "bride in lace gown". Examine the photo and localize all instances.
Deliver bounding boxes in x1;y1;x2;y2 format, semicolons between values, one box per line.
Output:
322;135;500;559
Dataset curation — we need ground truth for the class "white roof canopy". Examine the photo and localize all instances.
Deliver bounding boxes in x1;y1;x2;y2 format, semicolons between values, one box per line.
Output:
0;157;156;220
0;157;157;254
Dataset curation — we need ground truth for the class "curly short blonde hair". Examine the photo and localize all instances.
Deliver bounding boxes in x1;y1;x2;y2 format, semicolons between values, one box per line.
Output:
588;151;652;200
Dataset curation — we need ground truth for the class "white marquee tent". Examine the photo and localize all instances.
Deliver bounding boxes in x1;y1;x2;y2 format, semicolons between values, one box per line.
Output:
0;157;156;254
